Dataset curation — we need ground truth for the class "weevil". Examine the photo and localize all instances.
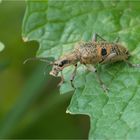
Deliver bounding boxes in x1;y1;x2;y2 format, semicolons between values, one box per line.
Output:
24;33;140;92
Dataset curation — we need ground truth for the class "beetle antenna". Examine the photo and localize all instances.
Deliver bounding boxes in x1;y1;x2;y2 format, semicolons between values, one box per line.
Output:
23;57;54;65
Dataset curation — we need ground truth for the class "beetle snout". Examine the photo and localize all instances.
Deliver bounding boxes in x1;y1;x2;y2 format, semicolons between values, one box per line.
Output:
49;70;58;77
49;65;61;77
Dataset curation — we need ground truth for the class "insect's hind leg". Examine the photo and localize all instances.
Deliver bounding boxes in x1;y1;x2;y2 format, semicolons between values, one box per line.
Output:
92;33;106;42
124;60;140;68
70;64;78;89
86;64;109;93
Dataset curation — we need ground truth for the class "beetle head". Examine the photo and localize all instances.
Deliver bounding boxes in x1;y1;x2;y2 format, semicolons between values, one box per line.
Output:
49;58;69;77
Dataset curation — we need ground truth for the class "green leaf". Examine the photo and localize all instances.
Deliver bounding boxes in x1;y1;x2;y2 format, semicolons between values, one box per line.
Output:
22;1;140;139
0;41;4;52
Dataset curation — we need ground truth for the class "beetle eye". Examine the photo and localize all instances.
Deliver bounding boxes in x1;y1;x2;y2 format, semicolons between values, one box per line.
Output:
58;60;69;67
58;62;63;67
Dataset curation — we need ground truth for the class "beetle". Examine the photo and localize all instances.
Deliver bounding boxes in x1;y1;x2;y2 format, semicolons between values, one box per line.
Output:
24;33;140;92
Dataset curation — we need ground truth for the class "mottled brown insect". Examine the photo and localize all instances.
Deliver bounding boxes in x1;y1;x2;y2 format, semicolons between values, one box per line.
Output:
24;33;140;92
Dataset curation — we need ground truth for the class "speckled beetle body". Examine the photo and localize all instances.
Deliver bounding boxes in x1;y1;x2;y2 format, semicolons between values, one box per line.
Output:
24;33;140;92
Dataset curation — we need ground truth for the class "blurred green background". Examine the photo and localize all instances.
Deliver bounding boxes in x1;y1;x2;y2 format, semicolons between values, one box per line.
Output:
0;1;89;139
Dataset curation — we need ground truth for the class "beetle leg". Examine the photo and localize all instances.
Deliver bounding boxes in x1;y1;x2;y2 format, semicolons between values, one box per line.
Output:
96;70;109;92
92;33;106;42
86;64;109;92
124;60;140;68
70;64;77;89
86;64;97;72
100;53;117;64
57;71;65;87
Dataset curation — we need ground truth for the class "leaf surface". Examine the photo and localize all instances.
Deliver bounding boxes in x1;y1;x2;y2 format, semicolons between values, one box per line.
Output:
22;1;140;139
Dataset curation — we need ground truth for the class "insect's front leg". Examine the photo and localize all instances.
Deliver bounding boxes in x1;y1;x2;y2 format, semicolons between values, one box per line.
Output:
58;71;65;87
86;64;109;92
70;64;77;89
96;70;109;93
